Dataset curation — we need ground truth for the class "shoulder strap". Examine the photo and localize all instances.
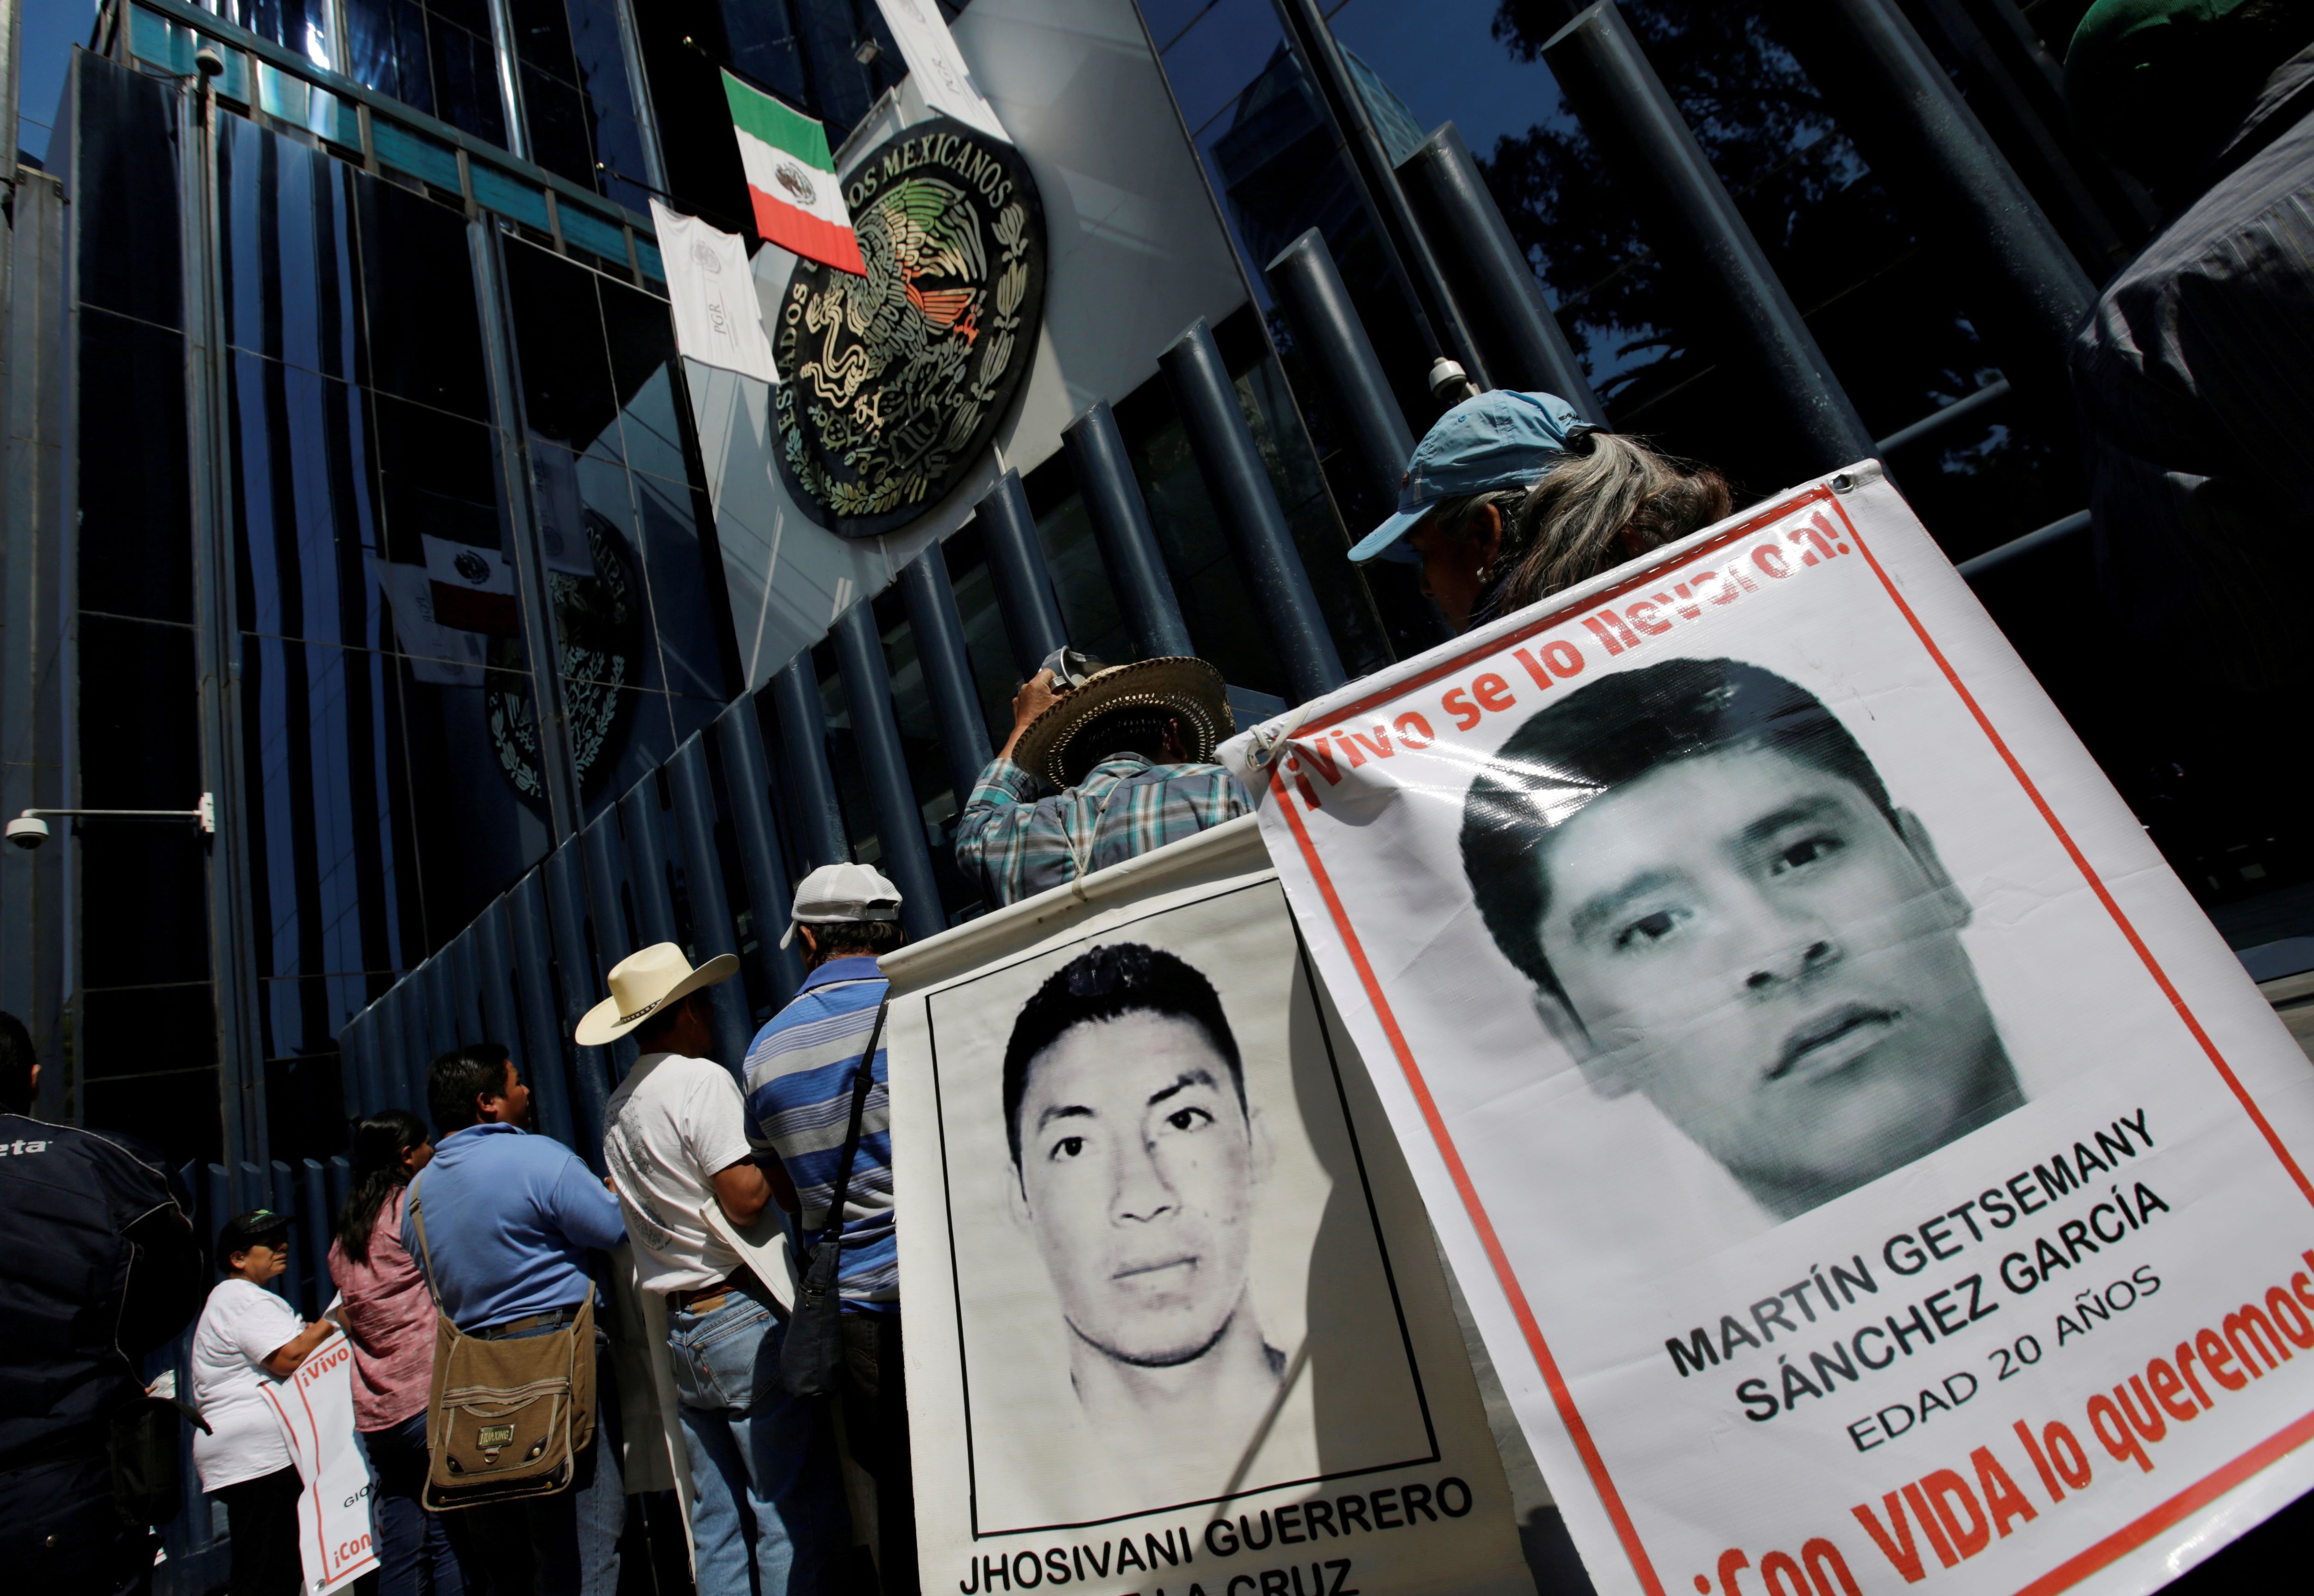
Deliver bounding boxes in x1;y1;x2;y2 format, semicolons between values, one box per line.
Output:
811;999;890;1257
405;1174;447;1315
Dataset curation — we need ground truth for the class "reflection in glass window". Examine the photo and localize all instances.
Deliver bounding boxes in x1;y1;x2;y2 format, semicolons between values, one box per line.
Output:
224;0;338;68
509;0;653;210
343;0;509;147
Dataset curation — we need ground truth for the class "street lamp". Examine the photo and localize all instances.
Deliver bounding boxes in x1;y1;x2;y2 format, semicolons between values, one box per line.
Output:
6;793;216;849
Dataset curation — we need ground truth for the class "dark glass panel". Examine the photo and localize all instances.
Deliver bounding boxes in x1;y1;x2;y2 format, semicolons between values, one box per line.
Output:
572;684;676;823
369;391;505;561
73;52;183;330
632;472;734;705
354;173;490;419
430;14;510;149
812;641;878;865
599;276;690;483
77;309;193;624
268;1052;352;1161
346;0;436;118
243;634;405;994
1126;414;1286;699
1033;497;1134;667
510;0;579;81
873;593;983;926
715;0;809;107
521;65;598;189
591;110;654;212
393;654;554;951
218;113;363;383
230;355;381;656
75;615;209;990
80;992;222;1167
502;241;621;453
932;529;1019;749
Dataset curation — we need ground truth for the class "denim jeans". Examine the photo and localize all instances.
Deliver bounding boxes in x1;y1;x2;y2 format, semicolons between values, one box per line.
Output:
361;1412;473;1596
667;1290;850;1596
460;1324;626;1596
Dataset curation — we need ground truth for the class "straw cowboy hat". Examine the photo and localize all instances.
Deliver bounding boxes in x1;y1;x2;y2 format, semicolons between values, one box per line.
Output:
575;942;738;1047
1010;654;1235;790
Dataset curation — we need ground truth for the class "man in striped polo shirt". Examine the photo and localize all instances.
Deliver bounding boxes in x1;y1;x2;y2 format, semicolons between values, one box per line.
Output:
742;862;916;1596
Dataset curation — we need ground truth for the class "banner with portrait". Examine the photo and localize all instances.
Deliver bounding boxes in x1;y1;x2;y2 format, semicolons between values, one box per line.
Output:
881;823;1535;1596
1226;464;2314;1596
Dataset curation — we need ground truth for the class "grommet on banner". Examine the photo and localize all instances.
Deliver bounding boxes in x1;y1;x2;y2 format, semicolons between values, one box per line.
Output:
1831;472;1856;493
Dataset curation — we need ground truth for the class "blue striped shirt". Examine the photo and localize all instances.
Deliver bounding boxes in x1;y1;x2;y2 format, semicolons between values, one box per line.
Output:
741;957;897;1310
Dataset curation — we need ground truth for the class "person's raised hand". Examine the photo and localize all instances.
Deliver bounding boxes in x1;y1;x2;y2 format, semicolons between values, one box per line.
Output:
1001;669;1064;759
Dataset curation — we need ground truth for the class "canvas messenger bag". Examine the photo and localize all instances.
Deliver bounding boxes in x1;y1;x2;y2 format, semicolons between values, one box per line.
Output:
408;1180;596;1509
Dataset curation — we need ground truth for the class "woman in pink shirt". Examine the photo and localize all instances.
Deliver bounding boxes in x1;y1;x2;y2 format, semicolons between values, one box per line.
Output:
329;1110;472;1596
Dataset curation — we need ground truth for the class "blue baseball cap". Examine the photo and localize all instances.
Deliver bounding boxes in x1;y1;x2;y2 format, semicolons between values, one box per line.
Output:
1348;390;1585;565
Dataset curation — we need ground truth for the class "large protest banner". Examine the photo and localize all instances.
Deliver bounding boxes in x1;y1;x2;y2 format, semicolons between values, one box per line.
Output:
1230;465;2314;1596
882;820;1535;1596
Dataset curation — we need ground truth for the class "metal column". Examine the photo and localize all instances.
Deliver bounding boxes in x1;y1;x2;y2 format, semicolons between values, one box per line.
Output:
542;842;612;1167
1159;320;1348;705
896;543;997;805
617;783;681;951
386;981;426;1121
506;870;576;1148
471;225;582;840
666;736;758;1075
830;603;946;944
769;658;851;870
422;957;460;1058
1773;0;2095;385
1397;125;1606;423
474;898;522;1057
1063;404;1194;661
974;471;1068;676
185;75;267;1171
339;1017;375;1122
714;700;807;1008
1272;0;1489;387
1541;2;1875;472
1265;229;1419;507
578;816;641;1089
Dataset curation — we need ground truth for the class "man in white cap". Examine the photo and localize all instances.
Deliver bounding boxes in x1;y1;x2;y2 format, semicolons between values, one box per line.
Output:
589;945;849;1596
741;863;917;1596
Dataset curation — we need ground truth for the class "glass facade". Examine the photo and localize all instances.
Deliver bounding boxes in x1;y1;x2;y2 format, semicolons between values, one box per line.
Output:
26;0;2313;1202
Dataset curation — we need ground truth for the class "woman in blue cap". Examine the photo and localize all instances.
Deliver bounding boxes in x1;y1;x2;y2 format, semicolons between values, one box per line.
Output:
1349;391;1731;632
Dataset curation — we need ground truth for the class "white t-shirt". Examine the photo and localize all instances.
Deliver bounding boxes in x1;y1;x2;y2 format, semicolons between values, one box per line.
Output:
189;1278;304;1490
603;1052;757;1292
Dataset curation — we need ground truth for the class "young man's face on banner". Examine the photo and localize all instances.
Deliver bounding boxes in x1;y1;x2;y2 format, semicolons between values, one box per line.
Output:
1011;1010;1265;1369
1530;741;2013;1213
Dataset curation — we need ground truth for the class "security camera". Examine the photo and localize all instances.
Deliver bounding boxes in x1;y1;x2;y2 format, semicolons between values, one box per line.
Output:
6;817;50;851
194;45;225;79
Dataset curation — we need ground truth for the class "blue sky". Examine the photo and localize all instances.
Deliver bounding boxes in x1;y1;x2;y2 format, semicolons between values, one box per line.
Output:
18;0;96;163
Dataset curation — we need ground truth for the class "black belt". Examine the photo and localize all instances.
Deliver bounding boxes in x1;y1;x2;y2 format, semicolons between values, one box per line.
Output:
472;1306;578;1341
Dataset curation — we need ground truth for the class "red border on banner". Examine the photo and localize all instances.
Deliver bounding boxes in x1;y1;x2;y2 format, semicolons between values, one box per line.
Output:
1270;481;2314;1596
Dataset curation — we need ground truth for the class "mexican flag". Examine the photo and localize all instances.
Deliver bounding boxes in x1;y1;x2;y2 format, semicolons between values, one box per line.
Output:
723;71;864;276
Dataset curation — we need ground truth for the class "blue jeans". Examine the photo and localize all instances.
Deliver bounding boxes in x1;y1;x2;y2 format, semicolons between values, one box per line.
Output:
461;1324;626;1596
668;1290;850;1596
362;1413;472;1596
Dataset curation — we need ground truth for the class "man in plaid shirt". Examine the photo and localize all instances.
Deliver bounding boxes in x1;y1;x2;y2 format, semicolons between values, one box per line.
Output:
956;653;1253;908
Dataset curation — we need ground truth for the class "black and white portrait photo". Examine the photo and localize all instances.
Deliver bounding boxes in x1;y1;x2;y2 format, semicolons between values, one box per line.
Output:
922;885;1439;1533
1460;656;2026;1220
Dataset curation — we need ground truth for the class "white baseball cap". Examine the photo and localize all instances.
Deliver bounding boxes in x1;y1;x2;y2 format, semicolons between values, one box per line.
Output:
781;862;903;949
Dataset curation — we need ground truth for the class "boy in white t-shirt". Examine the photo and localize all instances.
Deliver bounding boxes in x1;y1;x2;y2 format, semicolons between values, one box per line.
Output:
189;1210;335;1596
586;944;848;1596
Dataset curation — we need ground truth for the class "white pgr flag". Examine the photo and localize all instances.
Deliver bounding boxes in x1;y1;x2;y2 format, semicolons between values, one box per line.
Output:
649;199;780;385
873;0;1008;142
